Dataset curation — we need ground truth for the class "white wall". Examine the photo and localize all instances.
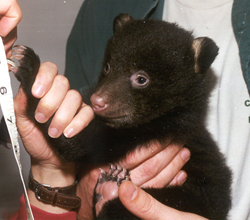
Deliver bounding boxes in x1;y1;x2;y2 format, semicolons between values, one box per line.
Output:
0;0;84;217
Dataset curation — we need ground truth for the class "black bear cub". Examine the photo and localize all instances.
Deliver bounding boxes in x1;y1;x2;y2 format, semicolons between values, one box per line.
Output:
10;14;231;219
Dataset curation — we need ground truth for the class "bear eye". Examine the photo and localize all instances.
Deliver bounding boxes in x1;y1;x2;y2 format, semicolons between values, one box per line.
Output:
130;72;150;88
104;63;110;75
137;76;147;85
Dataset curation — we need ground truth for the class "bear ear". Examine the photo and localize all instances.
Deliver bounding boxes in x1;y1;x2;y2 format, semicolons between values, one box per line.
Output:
113;13;133;32
192;37;219;74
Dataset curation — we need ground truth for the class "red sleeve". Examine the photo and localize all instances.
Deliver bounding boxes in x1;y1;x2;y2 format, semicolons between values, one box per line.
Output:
10;194;77;220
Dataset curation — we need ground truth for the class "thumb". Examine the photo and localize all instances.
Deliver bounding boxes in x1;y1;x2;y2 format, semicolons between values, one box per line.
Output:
119;181;176;220
0;86;28;145
14;86;36;136
119;181;207;220
14;86;28;119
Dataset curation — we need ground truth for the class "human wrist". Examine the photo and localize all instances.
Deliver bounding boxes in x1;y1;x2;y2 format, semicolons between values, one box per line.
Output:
30;159;76;187
28;160;78;213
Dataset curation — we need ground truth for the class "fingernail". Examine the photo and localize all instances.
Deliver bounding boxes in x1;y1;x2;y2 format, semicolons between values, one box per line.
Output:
33;84;44;97
64;128;74;138
49;127;59;138
124;182;138;200
181;148;190;162
177;171;187;185
35;112;46;123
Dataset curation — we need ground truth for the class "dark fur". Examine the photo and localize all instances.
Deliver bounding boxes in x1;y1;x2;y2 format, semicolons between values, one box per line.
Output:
11;14;231;219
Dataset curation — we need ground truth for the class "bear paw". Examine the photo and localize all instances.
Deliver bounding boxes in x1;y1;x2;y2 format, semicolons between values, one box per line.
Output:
94;164;130;216
9;45;40;95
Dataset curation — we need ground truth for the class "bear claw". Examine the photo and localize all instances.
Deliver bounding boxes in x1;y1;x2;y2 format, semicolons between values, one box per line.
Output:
97;164;130;186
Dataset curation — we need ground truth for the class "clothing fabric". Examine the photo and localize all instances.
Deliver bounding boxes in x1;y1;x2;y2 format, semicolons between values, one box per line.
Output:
232;0;250;94
64;0;250;219
65;0;250;94
14;0;250;219
10;194;76;220
164;1;250;219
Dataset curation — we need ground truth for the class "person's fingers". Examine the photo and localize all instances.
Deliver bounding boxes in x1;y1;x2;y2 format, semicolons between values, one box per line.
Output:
14;86;50;156
34;75;70;123
119;181;179;220
125;143;184;186
48;90;94;138
47;90;82;138
14;86;28;119
169;170;188;186
140;148;190;188
3;26;17;57
0;0;22;37
32;62;58;98
119;181;208;220
64;103;94;138
120;141;171;170
14;62;57;117
14;86;36;140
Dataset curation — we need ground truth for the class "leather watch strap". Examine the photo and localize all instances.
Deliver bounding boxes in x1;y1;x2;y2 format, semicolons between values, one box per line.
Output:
28;174;81;209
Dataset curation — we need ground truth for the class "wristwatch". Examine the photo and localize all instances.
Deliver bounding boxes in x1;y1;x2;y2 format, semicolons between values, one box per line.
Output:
28;172;81;209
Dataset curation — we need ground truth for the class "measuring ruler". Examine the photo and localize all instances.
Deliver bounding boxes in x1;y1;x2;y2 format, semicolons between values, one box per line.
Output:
0;38;34;220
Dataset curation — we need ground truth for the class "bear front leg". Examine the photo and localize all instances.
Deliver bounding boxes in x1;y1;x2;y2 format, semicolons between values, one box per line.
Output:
10;45;40;96
9;45;41;118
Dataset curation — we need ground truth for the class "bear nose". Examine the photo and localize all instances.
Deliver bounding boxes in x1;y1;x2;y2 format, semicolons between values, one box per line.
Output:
90;93;107;113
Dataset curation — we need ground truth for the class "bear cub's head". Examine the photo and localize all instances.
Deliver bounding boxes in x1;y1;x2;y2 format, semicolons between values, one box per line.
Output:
90;14;218;129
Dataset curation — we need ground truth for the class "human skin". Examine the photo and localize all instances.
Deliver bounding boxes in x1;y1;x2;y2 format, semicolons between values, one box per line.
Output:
2;1;207;218
14;63;195;219
119;181;208;220
0;0;22;57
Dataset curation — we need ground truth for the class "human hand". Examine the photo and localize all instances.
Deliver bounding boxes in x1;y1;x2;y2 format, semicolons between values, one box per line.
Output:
0;0;22;57
77;143;190;219
14;62;94;213
120;142;190;188
119;181;208;220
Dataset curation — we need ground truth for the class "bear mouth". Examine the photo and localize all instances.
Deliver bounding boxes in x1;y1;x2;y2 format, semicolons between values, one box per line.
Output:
95;114;131;128
96;114;127;121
